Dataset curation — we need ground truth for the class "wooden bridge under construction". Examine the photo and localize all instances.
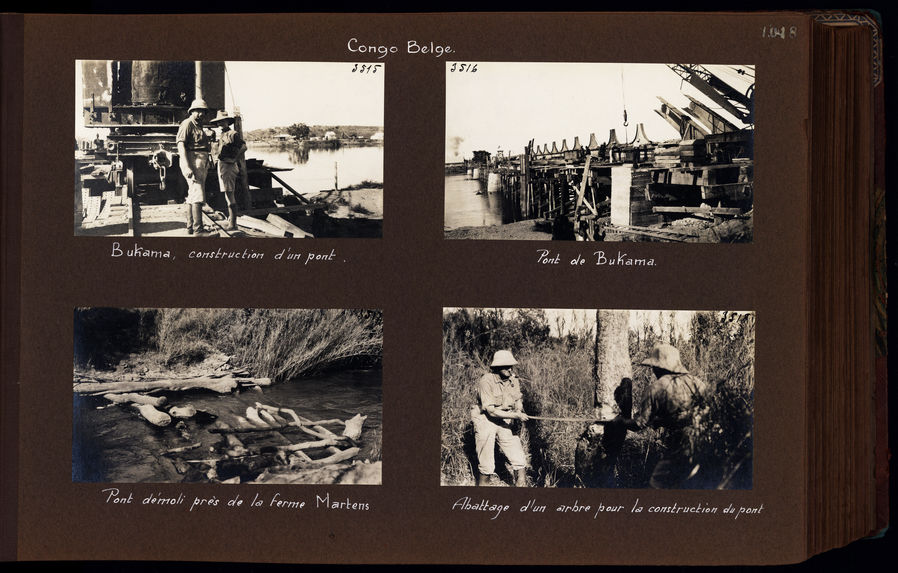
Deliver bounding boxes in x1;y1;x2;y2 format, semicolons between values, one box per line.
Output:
452;64;754;243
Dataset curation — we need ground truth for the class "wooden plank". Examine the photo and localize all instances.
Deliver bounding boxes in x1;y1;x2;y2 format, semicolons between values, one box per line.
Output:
610;165;633;226
240;204;316;218
265;213;314;238
606;224;692;242
236;215;287;237
574;155;594;215
653;206;744;216
701;183;751;201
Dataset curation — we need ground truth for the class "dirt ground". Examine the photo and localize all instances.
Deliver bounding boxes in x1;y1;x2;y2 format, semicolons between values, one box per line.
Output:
309;187;383;219
74;350;239;383
444;220;553;240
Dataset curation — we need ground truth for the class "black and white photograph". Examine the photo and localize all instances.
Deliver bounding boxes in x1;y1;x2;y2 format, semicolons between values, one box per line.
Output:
441;308;754;489
72;308;383;484
445;63;754;242
75;60;384;238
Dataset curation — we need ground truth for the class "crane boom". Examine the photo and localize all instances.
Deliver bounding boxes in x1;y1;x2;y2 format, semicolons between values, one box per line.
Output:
668;64;754;124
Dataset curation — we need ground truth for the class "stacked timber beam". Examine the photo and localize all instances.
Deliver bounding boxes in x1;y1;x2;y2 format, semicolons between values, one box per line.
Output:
610;166;660;228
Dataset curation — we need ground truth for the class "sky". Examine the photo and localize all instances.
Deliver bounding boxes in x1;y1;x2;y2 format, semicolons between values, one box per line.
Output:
445;62;754;162
75;61;385;138
443;308;751;341
223;61;384;132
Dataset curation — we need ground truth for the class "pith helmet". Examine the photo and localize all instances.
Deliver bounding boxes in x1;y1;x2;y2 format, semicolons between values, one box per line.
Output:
640;344;688;374
210;110;234;124
490;350;518;368
188;98;210;112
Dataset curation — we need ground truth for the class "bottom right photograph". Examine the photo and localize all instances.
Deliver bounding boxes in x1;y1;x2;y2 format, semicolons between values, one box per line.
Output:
441;308;754;490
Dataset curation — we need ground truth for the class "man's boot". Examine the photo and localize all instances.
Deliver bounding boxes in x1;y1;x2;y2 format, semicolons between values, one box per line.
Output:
227;206;237;230
192;203;210;235
186;204;194;234
514;468;527;487
476;472;491;487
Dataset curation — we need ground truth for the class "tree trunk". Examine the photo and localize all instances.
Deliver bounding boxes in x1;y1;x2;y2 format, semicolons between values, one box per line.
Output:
577;310;634;488
593;309;632;415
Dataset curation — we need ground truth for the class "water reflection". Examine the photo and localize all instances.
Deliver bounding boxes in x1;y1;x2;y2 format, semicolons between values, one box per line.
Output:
287;144;310;165
247;144;383;194
444;174;520;229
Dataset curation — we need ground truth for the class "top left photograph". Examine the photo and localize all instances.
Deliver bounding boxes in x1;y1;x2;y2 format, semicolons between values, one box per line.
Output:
74;60;385;238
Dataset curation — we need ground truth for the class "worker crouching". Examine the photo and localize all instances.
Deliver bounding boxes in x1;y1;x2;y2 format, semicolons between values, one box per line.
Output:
472;350;530;487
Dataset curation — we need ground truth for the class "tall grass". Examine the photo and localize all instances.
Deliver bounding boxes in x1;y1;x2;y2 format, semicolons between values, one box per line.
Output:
441;309;754;489
156;308;383;381
441;308;595;486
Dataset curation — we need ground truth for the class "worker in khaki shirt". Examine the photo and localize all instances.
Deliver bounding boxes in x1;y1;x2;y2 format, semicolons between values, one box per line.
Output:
177;98;213;236
634;343;711;488
210;110;246;230
472;350;530;487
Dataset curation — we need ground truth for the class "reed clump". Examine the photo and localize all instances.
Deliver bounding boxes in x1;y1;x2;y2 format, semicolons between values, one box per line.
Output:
155;308;383;381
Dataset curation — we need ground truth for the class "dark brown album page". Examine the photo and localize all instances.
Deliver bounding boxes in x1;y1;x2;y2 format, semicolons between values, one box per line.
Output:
15;12;809;565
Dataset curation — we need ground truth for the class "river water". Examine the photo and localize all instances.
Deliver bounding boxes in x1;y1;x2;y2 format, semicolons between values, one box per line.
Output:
72;369;382;483
444;174;509;230
247;144;383;195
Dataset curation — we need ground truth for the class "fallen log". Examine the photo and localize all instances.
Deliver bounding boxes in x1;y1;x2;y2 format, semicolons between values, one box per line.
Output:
165;442;202;455
169;405;197;419
208;419;345;434
253;403;336;440
342;413;366;440
245;406;270;427
280;438;341;452
133;404;172;427
290;450;314;463
310;447;360;466
104;393;167;407
73;375;246;395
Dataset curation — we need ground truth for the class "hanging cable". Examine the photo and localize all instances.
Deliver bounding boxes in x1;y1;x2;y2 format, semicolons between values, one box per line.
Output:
620;65;629;127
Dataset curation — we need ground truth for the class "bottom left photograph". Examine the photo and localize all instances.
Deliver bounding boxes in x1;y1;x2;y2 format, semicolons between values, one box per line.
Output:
72;307;383;485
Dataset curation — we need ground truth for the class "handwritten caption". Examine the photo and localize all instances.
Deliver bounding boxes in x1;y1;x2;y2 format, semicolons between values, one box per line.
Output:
452;496;764;521
537;249;656;267
347;37;452;59
109;241;344;265
101;488;369;512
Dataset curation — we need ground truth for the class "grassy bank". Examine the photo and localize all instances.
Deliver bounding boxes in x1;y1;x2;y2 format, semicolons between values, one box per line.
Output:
75;308;383;382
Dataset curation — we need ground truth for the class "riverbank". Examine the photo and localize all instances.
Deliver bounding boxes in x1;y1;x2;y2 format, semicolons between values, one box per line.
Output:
444;219;553;240
310;187;383;219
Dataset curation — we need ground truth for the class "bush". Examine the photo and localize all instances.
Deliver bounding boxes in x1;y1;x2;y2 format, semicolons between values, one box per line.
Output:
73;308;157;368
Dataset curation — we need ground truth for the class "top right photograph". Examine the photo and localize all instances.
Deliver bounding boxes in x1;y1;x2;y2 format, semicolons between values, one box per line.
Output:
445;63;754;242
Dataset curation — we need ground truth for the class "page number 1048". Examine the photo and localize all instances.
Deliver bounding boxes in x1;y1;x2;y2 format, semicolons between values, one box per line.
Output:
762;25;797;39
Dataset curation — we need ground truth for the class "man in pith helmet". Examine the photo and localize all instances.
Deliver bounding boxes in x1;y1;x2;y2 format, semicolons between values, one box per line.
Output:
177;98;213;236
472;349;530;487
210;110;247;231
636;343;710;488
